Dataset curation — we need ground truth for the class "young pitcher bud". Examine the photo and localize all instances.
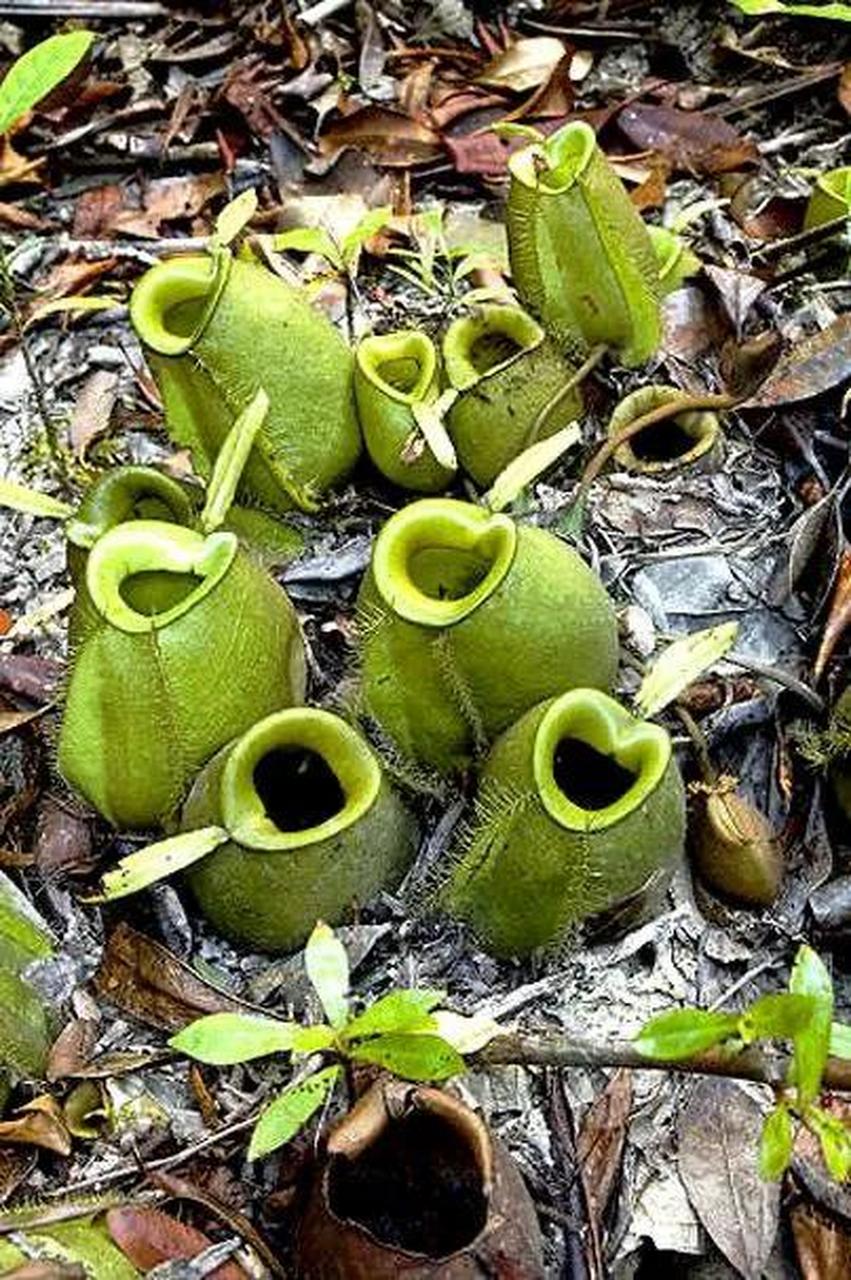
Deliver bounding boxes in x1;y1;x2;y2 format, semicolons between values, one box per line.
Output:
506;120;661;366
692;787;781;908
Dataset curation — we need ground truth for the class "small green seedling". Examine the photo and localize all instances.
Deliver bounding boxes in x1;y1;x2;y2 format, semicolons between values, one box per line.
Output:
170;922;497;1160
636;944;851;1181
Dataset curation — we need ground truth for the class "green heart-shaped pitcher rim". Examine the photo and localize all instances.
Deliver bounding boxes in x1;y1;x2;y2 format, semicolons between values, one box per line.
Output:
221;707;382;852
508;120;596;195
129;249;231;357
533;688;671;831
356;330;438;406
86;520;237;634
442;305;546;392
371;498;518;629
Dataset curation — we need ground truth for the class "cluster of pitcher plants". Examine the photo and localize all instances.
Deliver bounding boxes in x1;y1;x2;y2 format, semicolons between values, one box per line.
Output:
5;36;851;1277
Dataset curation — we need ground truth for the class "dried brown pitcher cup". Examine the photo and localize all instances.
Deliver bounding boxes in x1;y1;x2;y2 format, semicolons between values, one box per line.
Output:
297;1079;545;1279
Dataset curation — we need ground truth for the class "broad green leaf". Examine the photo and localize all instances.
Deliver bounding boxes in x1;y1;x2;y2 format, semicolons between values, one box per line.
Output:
344;989;445;1041
759;1104;794;1181
830;1022;851;1059
215;188;258;247
341;205;392;264
248;1065;340;1159
26;295;122;327
349;1033;465;1081
635;623;739;718
633;1008;740;1061
804;1104;851;1181
304;922;349;1029
93;827;229;901
789;945;834;1105
731;0;851;19
201;387;269;532
291;1024;337;1054
485;423;581;513
170;1013;302;1065
739;993;819;1044
0;31;94;135
0;478;73;520
272;226;343;269
432;1009;502;1055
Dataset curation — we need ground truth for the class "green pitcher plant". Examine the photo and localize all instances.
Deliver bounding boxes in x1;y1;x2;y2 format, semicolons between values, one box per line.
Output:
354;330;456;492
443;304;582;488
506;120;662;366
59;517;306;830
446;688;685;956
0;871;55;1099
90;710;417;954
130;245;362;513
804;166;851;230
356;497;619;773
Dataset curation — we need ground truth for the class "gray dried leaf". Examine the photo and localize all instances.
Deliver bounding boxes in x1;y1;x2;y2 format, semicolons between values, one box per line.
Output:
679;1079;779;1279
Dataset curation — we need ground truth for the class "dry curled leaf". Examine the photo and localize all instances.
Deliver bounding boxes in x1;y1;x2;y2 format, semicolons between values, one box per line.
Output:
0;1095;72;1156
743;315;851;407
477;36;567;94
93;922;252;1034
69;369;118;459
319;106;441;167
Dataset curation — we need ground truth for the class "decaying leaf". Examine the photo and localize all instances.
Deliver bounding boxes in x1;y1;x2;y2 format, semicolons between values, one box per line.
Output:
744;315;851;407
93;923;253;1033
106;1205;248;1279
0;1095;72;1156
577;1069;633;1230
814;547;851;679
319;106;442;166
618;103;758;173
679;1079;780;1279
477;37;567;93
68;369;119;459
791;1201;851;1280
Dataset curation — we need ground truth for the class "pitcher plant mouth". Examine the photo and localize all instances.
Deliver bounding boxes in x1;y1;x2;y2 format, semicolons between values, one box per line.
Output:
534;689;671;831
443;307;544;392
86;520;238;633
221;708;381;851
371;499;517;628
129;251;231;356
66;466;195;552
357;332;437;405
508;120;596;195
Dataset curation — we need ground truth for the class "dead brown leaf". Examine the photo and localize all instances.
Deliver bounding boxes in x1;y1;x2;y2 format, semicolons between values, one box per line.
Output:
743;315;851;407
93;922;252;1033
0;202;49;231
0;1096;72;1156
629;162;668;211
106;1205;249;1279
815;546;851;680
840;62;851;116
0;136;44;187
577;1069;633;1230
444;130;511;175
46;1019;99;1082
0;705;49;737
72;185;125;238
111;174;224;238
34;798;95;879
618;103;758;174
69;369;119;458
791;1202;851;1280
319;106;442;167
5;1265;84;1280
27;258;118;321
477;36;567;94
